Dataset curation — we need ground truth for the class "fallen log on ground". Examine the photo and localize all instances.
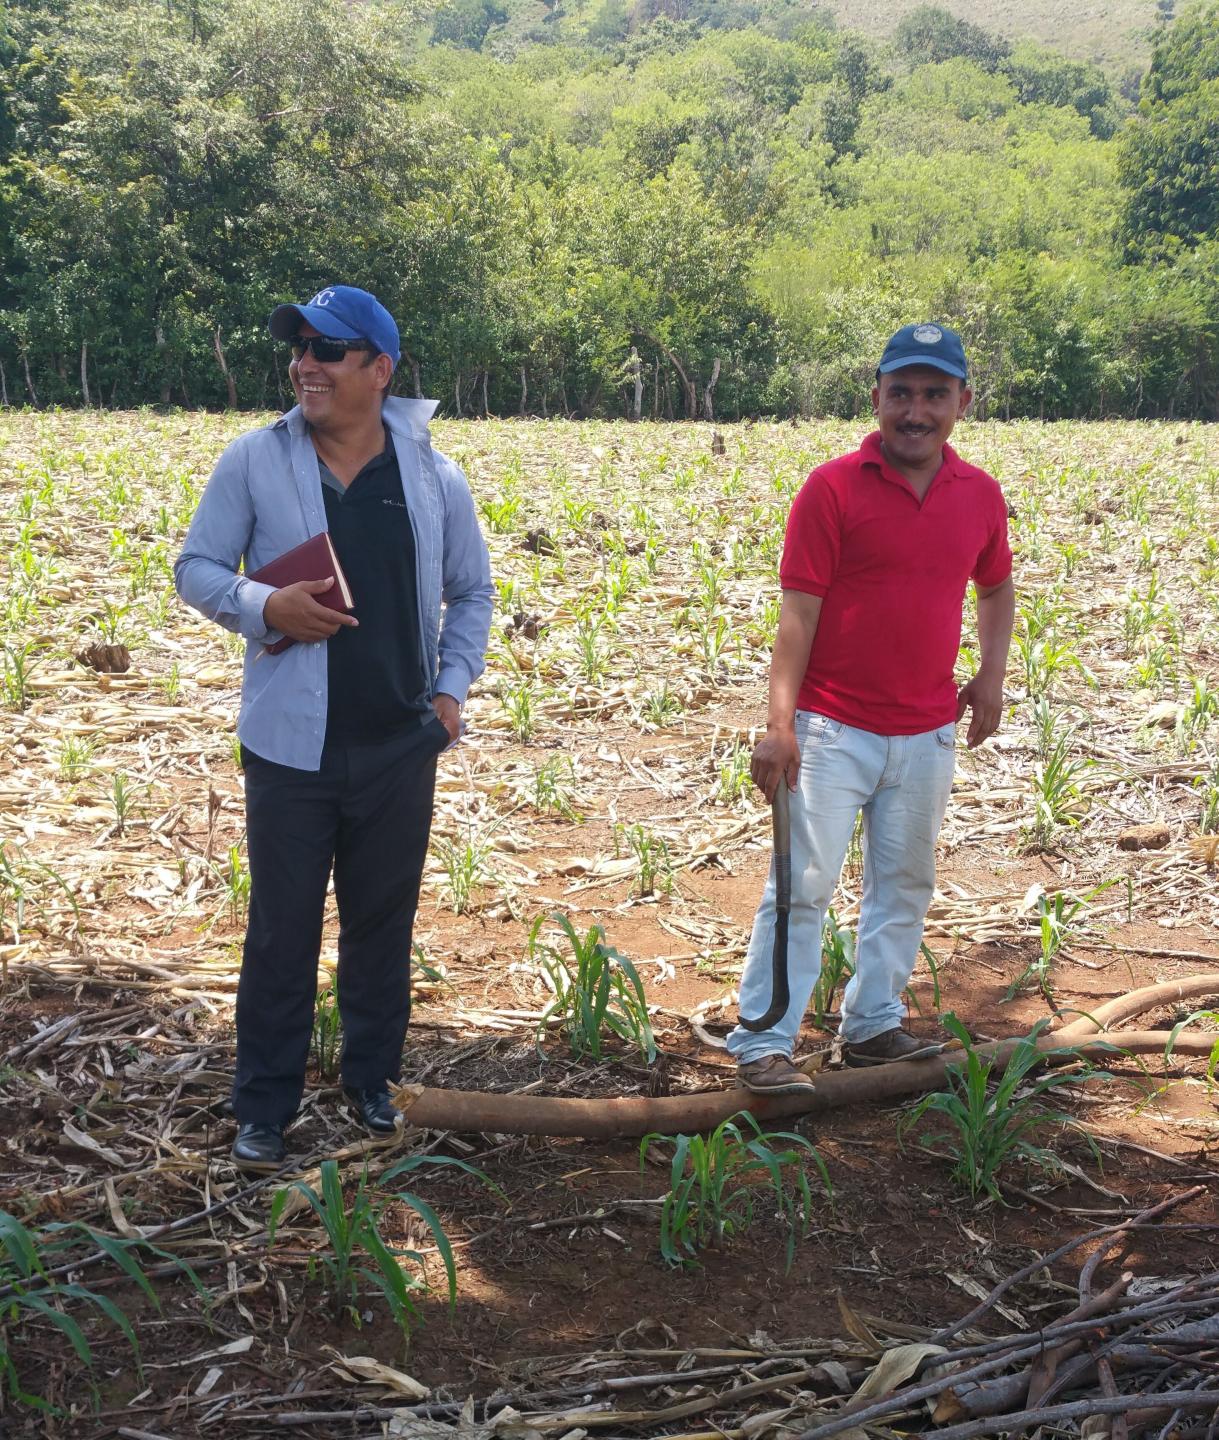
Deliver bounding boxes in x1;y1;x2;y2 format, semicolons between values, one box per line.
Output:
392;974;1219;1138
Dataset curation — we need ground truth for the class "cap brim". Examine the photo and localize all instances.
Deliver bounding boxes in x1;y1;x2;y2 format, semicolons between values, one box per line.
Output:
268;303;363;342
878;355;967;381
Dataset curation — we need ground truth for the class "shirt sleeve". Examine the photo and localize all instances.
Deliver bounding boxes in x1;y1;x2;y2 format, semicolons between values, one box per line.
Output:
972;487;1013;588
173;438;279;642
433;451;494;705
779;469;842;598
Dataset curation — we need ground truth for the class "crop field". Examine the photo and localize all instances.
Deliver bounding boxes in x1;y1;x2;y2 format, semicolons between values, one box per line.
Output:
0;411;1217;1437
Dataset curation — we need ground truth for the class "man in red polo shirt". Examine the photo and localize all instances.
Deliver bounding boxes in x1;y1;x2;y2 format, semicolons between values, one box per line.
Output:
729;323;1015;1093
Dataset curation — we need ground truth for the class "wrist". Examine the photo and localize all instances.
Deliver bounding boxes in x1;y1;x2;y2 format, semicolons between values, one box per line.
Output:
766;715;796;733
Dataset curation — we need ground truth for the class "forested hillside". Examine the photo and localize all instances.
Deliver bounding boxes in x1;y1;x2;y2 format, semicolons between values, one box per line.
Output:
0;0;1215;419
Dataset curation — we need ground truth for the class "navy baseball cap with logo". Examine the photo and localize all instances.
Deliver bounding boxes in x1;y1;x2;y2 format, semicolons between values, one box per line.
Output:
269;285;400;367
877;322;968;382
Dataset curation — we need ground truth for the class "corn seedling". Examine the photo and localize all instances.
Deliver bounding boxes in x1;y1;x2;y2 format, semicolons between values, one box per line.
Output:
0;845;81;947
696;613;733;672
1007;881;1115;998
480;493;523;533
220;844;251;926
811;909;856;1028
574;617;610;683
433;830;497;915
1024;726;1092;851
639;681;683;728
1164;1009;1219;1085
0;1208;195;1411
716;740;752;805
498;677;538;742
531;755;579;819
618;822;673;897
1178;678;1219;754
1;642;39;713
312;971;342;1079
57;733;95;782
160;662;182;705
1197;760;1219;834
639;1112;831;1271
269;1155;481;1340
532;913;656;1062
93;598;128;644
109;772;140;834
899;1014;1109;1202
904;942;943;1016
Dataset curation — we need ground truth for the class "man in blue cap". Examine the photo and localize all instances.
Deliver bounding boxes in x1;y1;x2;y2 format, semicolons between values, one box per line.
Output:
729;322;1015;1093
176;286;493;1169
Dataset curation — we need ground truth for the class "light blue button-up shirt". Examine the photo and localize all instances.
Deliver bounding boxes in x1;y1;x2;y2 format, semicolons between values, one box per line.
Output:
174;397;493;771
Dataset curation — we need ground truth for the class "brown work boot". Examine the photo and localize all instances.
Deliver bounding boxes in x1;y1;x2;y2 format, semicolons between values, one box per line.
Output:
737;1054;816;1095
844;1028;944;1068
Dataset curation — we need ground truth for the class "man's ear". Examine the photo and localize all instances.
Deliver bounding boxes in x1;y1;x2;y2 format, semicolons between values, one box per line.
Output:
957;384;973;418
870;384;881;415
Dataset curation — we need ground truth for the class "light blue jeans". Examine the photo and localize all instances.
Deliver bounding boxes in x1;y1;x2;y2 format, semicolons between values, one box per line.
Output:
727;710;957;1063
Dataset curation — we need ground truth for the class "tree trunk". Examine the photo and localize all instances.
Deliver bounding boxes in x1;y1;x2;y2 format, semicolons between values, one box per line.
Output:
0;360;7;407
156;325;171;406
519;365;528;417
212;327;237;407
80;341;91;406
22;352;38;406
272;349;286;409
642;332;696;418
401;353;422;399
653;358;659;419
702;357;721;421
629;347;642;421
481;368;489;419
454;372;462;416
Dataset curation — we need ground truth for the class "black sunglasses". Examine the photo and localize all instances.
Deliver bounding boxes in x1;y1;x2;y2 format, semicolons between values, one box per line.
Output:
289;334;375;363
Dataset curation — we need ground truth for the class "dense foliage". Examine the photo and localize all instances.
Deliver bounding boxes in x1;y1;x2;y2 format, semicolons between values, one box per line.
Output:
0;0;1215;418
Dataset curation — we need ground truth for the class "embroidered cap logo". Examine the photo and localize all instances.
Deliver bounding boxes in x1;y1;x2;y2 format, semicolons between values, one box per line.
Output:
912;324;943;344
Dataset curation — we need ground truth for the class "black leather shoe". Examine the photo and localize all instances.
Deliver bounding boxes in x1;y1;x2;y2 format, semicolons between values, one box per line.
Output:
231;1122;285;1171
344;1086;401;1136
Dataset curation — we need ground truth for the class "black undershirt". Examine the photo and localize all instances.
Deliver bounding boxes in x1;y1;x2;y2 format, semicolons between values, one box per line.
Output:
318;429;429;745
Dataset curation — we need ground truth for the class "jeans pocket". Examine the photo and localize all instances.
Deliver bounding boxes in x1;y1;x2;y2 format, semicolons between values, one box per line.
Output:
934;724;957;750
799;711;844;748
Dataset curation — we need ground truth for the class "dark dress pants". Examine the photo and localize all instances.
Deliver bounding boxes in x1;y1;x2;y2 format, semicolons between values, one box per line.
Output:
233;717;449;1125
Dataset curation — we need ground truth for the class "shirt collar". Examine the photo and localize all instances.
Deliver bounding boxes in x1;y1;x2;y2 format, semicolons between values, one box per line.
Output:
859;430;963;489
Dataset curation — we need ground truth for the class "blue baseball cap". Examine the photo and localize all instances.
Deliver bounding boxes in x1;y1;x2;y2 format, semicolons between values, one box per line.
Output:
269;285;400;367
878;322;967;382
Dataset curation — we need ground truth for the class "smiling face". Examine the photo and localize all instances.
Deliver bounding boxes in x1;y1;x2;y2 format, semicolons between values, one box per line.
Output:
871;366;972;474
289;321;394;434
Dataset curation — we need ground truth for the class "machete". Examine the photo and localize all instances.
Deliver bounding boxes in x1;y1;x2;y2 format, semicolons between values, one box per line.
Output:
738;781;792;1032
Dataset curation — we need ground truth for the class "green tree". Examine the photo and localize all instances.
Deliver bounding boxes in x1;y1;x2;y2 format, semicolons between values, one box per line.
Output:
1118;2;1219;253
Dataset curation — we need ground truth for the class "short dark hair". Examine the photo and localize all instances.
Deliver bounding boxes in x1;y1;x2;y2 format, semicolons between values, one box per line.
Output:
361;346;394;397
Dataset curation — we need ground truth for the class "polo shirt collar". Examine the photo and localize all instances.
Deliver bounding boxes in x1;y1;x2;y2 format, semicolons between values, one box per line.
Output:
860;430;963;494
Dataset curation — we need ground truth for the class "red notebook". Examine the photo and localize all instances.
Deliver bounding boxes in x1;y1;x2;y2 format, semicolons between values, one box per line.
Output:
247;532;353;655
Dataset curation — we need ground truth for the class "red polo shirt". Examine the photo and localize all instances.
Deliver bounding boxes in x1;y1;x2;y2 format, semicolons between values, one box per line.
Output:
780;431;1011;736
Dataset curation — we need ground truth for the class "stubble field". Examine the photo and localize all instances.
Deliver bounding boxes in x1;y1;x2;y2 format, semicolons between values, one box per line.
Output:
0;411;1217;1438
